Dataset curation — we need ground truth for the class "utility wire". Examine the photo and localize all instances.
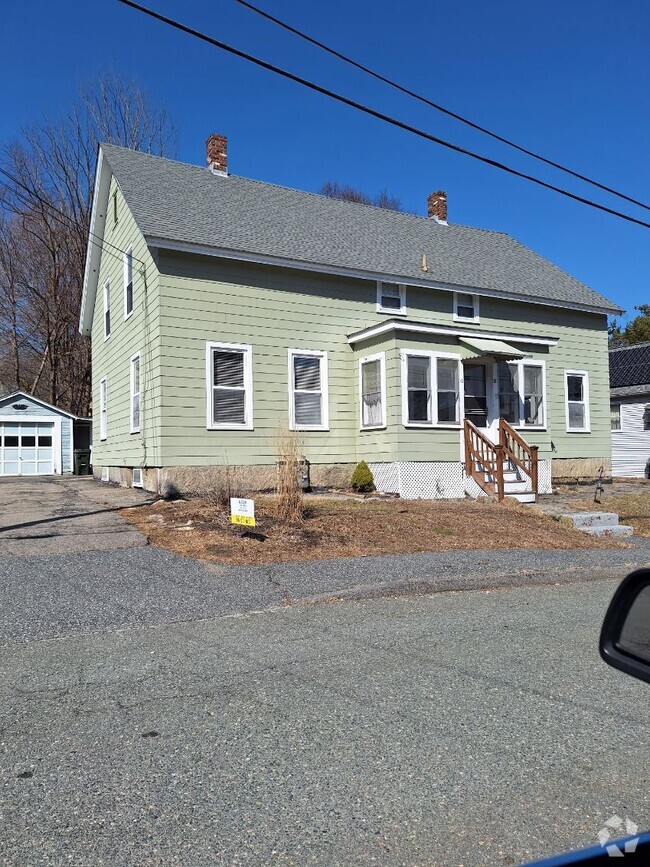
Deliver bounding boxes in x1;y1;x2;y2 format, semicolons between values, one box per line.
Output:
117;0;650;231
0;165;146;267
235;0;650;214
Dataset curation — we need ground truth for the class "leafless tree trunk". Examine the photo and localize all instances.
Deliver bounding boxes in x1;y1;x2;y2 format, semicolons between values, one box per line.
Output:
0;72;177;413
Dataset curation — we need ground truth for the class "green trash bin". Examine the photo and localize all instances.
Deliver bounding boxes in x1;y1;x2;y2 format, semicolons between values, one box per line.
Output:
73;449;92;476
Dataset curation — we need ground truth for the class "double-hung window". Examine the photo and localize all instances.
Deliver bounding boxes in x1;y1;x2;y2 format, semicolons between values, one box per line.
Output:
453;292;479;323
130;353;141;433
359;353;386;429
289;350;328;430
376;282;406;315
103;281;111;339
610;404;621;431
402;352;461;426
123;247;134;318
565;370;590;432
498;361;546;428
99;378;107;440
207;342;253;430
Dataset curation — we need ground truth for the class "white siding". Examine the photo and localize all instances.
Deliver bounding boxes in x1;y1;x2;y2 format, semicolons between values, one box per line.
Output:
611;398;650;477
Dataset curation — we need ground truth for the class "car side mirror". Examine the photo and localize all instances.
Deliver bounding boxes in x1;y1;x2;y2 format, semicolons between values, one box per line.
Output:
600;568;650;685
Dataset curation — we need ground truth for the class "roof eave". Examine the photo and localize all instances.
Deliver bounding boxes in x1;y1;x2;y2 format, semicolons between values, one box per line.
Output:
0;390;83;420
146;235;620;317
79;148;110;336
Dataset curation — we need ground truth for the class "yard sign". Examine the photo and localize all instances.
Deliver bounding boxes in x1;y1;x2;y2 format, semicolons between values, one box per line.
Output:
230;497;256;527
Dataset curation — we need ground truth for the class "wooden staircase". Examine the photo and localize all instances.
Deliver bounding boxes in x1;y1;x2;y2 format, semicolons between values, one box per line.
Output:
463;418;539;503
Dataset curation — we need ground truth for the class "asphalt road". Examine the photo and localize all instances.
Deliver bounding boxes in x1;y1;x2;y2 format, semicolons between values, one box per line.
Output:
2;580;649;866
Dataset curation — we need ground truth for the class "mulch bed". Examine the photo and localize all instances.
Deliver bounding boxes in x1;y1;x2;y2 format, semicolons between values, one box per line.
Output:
121;494;621;565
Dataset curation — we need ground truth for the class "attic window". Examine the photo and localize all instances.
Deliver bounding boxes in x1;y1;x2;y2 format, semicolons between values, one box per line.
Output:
11;403;27;411
112;190;118;226
376;281;406;315
453;292;479;323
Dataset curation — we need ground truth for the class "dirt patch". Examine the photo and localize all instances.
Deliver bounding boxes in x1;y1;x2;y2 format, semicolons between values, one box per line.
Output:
120;495;621;565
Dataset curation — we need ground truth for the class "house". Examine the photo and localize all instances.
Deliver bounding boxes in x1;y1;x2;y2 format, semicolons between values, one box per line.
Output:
610;342;650;479
78;136;621;500
0;391;91;476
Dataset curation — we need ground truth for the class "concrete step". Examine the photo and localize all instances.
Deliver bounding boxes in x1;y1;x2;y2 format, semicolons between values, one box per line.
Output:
580;524;634;538
505;492;536;504
558;512;620;530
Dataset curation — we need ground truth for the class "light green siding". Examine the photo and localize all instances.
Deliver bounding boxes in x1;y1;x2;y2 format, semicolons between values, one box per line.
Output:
89;201;611;474
90;182;163;470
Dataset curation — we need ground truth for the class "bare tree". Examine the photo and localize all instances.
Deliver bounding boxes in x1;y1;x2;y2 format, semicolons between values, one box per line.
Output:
320;180;402;211
0;72;177;414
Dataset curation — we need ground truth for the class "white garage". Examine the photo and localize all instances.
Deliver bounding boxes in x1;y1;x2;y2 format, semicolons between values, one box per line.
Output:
0;391;90;477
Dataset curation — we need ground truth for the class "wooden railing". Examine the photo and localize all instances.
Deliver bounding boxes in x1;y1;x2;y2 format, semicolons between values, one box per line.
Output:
499;418;539;501
463;418;539;502
463;419;504;501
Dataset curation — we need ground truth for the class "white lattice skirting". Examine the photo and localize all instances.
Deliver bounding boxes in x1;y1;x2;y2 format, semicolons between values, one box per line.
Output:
368;460;553;500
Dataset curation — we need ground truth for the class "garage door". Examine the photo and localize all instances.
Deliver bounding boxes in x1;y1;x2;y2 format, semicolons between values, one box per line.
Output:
0;422;54;475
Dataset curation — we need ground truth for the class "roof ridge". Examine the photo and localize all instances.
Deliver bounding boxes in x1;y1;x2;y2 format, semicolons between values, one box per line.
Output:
609;340;650;352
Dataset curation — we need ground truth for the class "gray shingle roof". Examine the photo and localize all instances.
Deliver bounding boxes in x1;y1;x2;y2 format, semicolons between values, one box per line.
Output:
610;341;650;388
101;143;620;314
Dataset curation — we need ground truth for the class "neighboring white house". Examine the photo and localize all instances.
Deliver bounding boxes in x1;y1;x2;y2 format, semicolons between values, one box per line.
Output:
610;342;650;479
0;391;91;477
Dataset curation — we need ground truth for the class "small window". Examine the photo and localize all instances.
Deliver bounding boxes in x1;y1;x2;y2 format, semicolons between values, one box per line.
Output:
610;404;621;431
103;281;111;339
123;248;134;318
289;350;328;430
644;406;650;432
453;292;479;322
38;435;52;447
376;281;406;315
360;353;386;429
565;371;590;432
5;436;18;448
112;190;118;226
406;355;432;424
132;467;143;488
130;353;141;433
207;342;253;430
99;377;107;440
21;436;36;447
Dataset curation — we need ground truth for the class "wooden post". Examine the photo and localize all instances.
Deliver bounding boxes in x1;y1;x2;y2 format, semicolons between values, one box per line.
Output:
495;444;505;501
530;445;539;501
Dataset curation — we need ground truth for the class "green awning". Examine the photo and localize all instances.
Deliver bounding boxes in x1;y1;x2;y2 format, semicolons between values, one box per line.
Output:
459;337;528;360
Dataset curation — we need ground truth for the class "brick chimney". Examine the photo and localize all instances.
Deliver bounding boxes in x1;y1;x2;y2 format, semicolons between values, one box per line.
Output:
206;134;227;176
427;190;447;224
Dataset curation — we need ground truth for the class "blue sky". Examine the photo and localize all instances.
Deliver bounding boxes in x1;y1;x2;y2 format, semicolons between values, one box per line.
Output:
2;0;649;319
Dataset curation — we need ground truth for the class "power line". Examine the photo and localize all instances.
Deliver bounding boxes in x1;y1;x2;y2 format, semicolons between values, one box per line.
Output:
116;0;650;232
235;0;650;215
0;165;146;267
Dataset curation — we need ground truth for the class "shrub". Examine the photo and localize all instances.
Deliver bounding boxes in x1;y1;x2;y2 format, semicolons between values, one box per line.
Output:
276;427;304;524
351;460;375;493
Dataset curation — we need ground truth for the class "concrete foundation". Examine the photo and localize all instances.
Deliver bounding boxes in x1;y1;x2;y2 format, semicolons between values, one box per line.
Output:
551;457;612;485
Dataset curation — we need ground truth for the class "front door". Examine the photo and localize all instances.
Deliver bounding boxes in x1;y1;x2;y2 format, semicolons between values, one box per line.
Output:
463;362;498;441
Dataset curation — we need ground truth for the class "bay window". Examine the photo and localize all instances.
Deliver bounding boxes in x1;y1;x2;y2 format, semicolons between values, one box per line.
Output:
360;353;386;429
402;352;461;426
497;360;546;428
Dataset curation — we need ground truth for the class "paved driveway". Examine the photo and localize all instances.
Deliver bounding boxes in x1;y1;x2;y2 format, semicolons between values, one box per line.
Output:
0;475;148;556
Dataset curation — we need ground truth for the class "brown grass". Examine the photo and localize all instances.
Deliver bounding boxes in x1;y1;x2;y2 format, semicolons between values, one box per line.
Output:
573;487;650;538
121;494;623;566
275;427;303;524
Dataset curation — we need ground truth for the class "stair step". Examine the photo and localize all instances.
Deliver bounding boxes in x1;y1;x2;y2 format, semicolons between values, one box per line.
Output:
580;524;634;537
505;492;536;504
503;481;528;494
558;512;619;530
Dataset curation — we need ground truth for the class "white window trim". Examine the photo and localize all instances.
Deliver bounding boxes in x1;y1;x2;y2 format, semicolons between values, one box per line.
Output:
502;359;547;431
0;415;62;475
376;281;407;316
611;402;623;432
123;247;134;321
400;350;463;429
103;280;111;340
130;352;141;434
99;377;107;441
453;291;480;324
359;352;387;430
564;369;591;433
288;348;329;431
205;341;254;431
